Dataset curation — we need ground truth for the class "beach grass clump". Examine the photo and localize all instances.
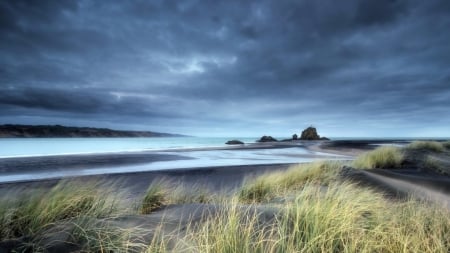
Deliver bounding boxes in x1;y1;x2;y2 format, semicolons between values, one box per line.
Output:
425;155;449;175
141;181;168;214
141;181;216;214
69;218;134;253
238;177;274;203
169;183;214;204
0;180;122;251
0;180;117;239
175;182;450;253
176;198;277;253
443;141;450;149
352;146;404;169
407;141;445;152
238;161;342;202
276;182;384;252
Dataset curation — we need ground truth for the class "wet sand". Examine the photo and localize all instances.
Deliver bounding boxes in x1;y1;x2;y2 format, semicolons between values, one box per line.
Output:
0;141;348;184
0;140;349;199
1;139;449;252
2;139;449;206
0;163;294;202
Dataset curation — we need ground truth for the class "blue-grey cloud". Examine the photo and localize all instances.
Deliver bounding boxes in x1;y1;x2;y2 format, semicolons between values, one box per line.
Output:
0;0;449;137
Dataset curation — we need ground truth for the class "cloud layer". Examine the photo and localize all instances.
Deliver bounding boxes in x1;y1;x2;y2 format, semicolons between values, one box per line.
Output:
1;0;449;137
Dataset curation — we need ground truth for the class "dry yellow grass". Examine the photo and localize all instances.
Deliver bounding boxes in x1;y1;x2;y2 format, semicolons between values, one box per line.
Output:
239;161;342;202
161;182;450;253
408;141;445;152
0;180;129;252
352;146;404;169
2;156;449;252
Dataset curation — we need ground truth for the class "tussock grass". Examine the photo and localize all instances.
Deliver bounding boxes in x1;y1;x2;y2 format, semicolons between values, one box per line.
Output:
141;180;168;214
352;146;404;169
165;182;450;253
0;180;118;239
408;141;445;152
141;180;216;214
3;152;449;252
70;218;141;253
178;198;277;253
169;183;215;204
442;141;450;149
239;161;342;202
0;180;127;252
425;155;449;175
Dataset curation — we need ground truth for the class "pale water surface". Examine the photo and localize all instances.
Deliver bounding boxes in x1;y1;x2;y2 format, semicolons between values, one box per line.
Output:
0;137;258;158
0;137;349;183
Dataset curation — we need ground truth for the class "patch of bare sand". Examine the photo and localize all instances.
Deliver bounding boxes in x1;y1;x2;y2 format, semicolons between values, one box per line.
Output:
362;170;450;209
305;141;368;157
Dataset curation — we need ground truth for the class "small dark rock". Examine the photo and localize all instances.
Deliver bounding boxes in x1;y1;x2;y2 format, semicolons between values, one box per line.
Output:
258;136;278;142
226;140;244;145
320;137;330;140
292;134;298;140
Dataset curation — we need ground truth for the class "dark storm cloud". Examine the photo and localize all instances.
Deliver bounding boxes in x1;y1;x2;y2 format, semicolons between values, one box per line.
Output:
0;0;449;136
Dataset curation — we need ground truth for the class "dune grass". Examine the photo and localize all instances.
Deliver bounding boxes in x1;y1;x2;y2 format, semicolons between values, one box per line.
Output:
0;180;118;239
351;146;404;169
238;161;342;203
153;182;450;253
408;141;445;152
2;146;450;252
425;155;449;175
141;179;216;214
0;180;131;252
443;141;450;149
141;181;168;214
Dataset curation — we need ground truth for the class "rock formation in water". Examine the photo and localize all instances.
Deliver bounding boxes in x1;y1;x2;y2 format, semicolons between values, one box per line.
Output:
300;127;329;140
226;140;244;145
258;136;278;142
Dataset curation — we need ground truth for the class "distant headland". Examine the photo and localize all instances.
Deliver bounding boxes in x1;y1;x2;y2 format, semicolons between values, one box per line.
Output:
0;124;185;138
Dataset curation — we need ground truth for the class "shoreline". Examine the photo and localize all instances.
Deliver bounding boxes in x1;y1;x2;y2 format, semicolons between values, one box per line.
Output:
0;163;295;201
0;140;368;197
1;139;447;199
0;141;352;184
1;140;449;252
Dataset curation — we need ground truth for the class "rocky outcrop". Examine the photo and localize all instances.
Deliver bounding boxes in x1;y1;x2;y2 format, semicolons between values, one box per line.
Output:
226;140;244;145
300;127;327;140
292;134;298;140
258;136;278;142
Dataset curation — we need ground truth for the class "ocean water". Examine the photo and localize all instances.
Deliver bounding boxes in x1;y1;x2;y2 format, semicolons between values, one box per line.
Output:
0;137;350;183
1;136;444;158
0;137;260;158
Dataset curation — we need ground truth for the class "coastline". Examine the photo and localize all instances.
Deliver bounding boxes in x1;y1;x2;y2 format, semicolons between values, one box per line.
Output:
0;163;294;202
1;139;449;252
1;139;447;202
0;140;351;184
0;140;353;198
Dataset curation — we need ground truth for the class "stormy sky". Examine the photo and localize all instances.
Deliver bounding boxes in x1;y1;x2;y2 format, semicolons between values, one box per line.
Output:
0;0;449;137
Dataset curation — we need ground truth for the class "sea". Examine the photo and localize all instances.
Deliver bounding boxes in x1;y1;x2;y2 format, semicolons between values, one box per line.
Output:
0;136;433;183
0;137;260;158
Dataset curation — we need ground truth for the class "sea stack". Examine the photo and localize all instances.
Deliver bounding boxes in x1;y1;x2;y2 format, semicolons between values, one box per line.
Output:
300;127;329;140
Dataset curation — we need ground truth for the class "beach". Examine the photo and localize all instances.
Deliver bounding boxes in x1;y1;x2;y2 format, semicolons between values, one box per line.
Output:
1;139;449;252
0;139;350;184
0;140;344;197
1;139;448;200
